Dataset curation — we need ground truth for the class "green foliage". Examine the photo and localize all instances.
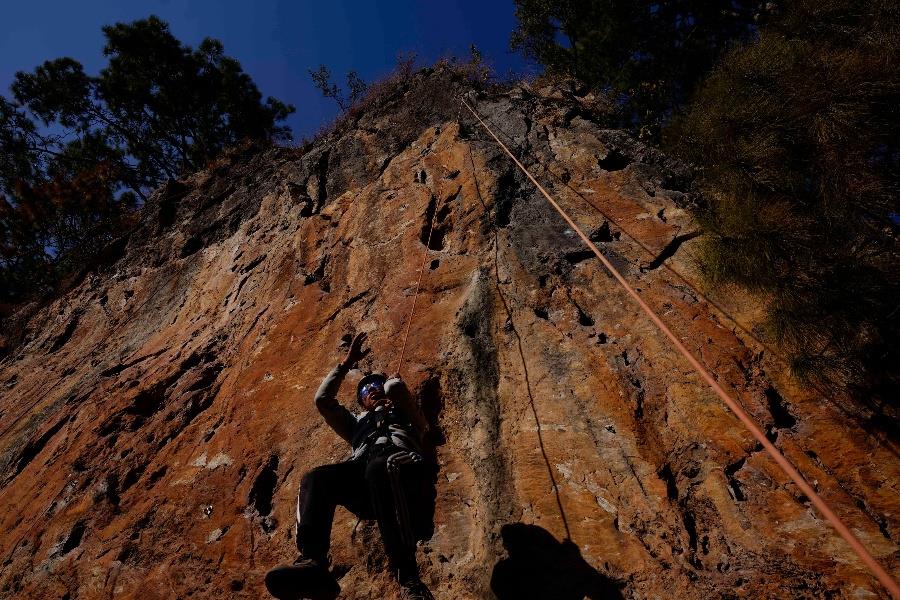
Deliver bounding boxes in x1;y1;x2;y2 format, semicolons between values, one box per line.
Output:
666;0;899;404
510;0;763;139
0;16;294;305
0;97;43;190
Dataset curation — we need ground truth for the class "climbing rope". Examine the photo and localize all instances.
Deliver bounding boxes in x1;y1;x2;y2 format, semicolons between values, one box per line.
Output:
393;195;439;377
460;98;900;460
460;97;900;597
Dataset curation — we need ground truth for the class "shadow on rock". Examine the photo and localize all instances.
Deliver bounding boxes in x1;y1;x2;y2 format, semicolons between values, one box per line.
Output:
491;523;625;600
407;374;444;543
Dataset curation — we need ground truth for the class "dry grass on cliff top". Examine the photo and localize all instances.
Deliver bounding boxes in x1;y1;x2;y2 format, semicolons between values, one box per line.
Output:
297;53;508;155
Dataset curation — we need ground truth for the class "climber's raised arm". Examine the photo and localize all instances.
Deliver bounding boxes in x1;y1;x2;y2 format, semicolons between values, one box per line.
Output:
270;329;436;600
313;332;368;444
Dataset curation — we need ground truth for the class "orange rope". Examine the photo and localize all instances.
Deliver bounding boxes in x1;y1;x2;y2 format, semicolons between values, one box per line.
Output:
463;100;900;464
461;97;899;598
393;196;439;377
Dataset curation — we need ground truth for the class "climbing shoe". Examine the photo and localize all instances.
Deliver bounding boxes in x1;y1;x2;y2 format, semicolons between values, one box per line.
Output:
264;557;339;600
398;578;435;600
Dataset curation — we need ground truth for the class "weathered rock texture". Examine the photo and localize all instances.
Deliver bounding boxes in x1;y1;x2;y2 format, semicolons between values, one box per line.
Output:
1;68;897;599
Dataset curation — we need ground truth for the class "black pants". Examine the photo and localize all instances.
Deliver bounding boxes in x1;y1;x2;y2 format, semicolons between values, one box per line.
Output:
295;446;422;578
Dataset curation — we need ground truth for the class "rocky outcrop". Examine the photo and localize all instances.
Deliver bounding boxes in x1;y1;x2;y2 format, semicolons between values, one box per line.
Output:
0;67;897;599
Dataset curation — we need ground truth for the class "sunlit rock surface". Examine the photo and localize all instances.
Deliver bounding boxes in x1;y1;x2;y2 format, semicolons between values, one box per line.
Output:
1;68;897;599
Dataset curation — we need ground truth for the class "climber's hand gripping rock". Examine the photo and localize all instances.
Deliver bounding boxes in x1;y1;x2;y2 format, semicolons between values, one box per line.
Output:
341;332;369;369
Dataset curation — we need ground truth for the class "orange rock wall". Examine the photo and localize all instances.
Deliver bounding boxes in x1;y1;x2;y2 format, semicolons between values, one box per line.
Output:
1;72;897;598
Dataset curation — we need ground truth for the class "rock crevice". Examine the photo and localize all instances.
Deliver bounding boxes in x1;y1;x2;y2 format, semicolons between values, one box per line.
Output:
0;69;896;599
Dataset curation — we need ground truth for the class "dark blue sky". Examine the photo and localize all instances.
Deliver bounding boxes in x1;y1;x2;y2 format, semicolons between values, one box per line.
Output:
0;0;536;140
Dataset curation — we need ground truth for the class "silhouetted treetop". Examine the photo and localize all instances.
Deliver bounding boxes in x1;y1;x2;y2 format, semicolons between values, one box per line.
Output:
1;15;294;305
510;0;766;139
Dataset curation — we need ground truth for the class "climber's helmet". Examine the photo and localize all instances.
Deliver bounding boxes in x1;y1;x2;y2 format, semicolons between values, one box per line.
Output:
357;373;387;407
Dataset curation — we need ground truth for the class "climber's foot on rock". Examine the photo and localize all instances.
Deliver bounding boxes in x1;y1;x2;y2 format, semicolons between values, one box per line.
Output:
264;558;339;600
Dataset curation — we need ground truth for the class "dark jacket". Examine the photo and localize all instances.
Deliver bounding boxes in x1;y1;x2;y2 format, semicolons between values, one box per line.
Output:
314;363;427;460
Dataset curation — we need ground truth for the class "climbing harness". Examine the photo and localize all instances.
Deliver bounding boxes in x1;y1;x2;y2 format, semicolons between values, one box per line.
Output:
459;97;900;597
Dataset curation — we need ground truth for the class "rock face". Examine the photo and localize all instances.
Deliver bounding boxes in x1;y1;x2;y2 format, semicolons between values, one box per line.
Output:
0;68;897;599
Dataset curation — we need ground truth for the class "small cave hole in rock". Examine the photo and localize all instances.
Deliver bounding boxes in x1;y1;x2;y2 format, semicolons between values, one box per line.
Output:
127;381;168;419
12;415;71;478
62;522;86;554
179;351;203;372
597;150;631;172
564;249;596;265
419;194;437;244
184;362;224;393
97;474;121;505
765;386;796;429
423;201;453;251
724;458;747;501
158;200;178;229
657;463;679;501
533;307;549;320
575;305;594;327
116;543;135;563
203;425;219;443
589;221;613;243
180;236;204;258
249;455;279;517
314;151;330;209
683;510;700;567
633;388;645;419
494;169;522;228
430;259;440;270
597;332;608;344
147;466;167;486
304;256;328;286
121;464;146;491
49;317;79;353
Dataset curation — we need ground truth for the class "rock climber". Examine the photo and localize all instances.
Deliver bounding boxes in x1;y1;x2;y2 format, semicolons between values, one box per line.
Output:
265;332;435;600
